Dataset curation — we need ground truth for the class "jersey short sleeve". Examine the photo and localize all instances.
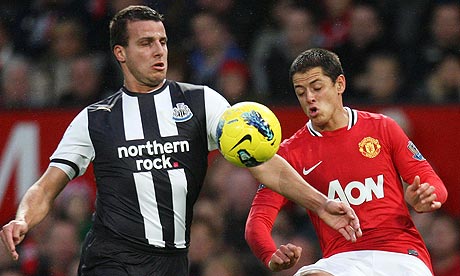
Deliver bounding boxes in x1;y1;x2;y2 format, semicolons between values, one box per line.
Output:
49;108;95;179
203;86;230;151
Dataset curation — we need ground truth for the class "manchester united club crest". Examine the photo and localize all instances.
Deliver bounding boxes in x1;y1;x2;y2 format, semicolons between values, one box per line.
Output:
358;137;381;158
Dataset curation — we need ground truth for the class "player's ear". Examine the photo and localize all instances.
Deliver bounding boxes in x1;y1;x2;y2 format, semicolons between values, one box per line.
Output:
113;45;126;63
336;75;346;94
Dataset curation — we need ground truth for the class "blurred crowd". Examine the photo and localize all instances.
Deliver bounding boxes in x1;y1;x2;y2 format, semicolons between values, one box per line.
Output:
0;0;459;276
0;0;459;109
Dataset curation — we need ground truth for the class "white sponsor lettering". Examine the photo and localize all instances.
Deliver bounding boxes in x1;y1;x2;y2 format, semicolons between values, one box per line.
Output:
117;140;189;158
136;155;173;170
118;140;187;171
328;175;384;205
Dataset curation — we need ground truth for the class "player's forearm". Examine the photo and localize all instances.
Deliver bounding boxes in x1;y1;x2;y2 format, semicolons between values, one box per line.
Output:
249;154;327;213
15;184;54;230
16;167;69;229
245;206;278;267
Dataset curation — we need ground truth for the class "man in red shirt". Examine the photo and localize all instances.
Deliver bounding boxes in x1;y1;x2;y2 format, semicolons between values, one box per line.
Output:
245;48;448;276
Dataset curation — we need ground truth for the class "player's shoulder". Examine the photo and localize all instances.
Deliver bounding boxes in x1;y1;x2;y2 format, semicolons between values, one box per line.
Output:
356;109;395;125
170;80;225;98
87;89;123;113
169;80;206;93
280;124;309;149
355;109;400;133
357;109;387;120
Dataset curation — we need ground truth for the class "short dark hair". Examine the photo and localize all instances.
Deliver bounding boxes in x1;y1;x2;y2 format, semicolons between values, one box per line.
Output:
109;5;164;50
289;48;344;83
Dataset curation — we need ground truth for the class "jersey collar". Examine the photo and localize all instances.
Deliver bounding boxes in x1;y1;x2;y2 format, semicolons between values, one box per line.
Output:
306;107;358;137
122;79;168;96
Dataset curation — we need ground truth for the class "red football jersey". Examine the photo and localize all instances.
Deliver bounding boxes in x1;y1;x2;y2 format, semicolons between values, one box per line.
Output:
246;108;447;272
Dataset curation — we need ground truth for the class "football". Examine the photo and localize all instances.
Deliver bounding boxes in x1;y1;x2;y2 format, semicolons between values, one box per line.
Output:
216;101;282;167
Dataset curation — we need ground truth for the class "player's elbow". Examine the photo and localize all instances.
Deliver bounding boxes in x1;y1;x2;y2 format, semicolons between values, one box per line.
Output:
244;213;267;246
244;217;256;244
434;181;448;205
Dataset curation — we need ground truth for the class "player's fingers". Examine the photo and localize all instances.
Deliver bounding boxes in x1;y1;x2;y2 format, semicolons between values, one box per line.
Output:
412;175;421;186
271;251;287;266
344;206;362;239
406;182;417;193
338;227;353;242
276;247;293;263
430;201;442;210
269;252;295;272
279;245;295;259
347;225;357;242
354;225;363;238
286;244;302;259
420;190;437;204
339;228;351;241
345;207;361;232
0;227;15;251
416;183;430;195
0;228;18;261
268;258;283;272
350;217;362;238
421;186;435;197
341;204;354;218
11;224;26;245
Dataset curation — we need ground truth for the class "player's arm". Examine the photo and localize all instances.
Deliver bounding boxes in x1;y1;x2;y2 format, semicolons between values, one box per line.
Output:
249;154;328;212
245;191;282;269
1;108;93;261
248;154;361;241
245;188;302;272
0;165;70;261
386;117;448;211
404;175;445;213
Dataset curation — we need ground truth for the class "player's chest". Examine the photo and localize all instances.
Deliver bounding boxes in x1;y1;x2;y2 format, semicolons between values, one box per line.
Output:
88;106;205;160
294;133;393;189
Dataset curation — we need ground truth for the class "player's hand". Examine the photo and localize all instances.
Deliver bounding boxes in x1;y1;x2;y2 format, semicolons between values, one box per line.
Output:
268;243;302;272
316;200;362;242
405;175;442;213
0;220;29;261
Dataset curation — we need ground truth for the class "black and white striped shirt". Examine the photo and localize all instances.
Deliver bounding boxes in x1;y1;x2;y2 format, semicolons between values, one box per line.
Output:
50;80;230;251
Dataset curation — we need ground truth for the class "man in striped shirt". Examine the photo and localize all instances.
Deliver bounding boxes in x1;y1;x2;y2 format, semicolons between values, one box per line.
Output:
0;7;361;276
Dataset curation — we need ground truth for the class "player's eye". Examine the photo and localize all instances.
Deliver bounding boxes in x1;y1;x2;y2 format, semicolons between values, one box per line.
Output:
295;89;305;96
312;87;321;92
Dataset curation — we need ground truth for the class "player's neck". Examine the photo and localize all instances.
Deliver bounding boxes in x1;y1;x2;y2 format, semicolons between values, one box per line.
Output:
123;79;166;94
314;107;349;132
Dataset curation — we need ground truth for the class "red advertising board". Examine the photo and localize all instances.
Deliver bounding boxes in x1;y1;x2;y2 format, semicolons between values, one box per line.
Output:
0;105;459;225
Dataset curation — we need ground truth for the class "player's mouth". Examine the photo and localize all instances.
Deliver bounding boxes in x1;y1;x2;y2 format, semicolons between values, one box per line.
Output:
152;61;165;71
309;106;319;117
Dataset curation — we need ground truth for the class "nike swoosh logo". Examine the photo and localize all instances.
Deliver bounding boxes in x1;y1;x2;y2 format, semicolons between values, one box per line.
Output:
230;134;252;151
303;161;322;175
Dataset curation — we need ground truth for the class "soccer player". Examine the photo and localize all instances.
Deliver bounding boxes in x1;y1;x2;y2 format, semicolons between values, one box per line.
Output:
245;48;448;276
0;7;361;276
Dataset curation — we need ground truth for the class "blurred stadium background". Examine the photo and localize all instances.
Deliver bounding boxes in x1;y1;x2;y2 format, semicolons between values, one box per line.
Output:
0;1;459;276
